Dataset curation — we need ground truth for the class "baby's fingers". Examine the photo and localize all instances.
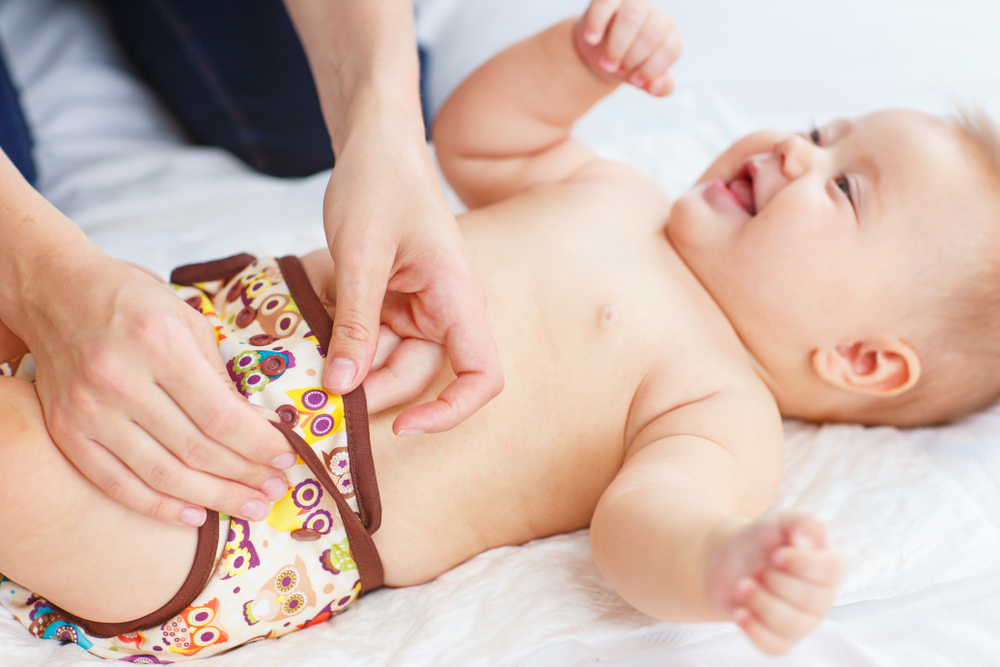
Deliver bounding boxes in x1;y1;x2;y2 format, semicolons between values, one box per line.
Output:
603;0;652;70
773;546;844;586
736;579;820;651
760;567;837;616
620;11;680;80
632;30;682;94
582;0;624;45
733;607;794;656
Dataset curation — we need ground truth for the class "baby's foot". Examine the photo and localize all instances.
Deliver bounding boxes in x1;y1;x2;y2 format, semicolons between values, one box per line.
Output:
707;512;843;655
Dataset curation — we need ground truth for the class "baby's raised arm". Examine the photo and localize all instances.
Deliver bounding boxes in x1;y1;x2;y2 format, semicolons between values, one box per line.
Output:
432;0;681;208
591;384;843;654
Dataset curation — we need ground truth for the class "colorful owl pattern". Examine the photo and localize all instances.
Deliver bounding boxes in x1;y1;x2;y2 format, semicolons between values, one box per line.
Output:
0;257;369;661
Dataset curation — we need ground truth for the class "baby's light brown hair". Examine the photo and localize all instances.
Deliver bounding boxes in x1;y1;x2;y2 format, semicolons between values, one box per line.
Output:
863;107;1000;427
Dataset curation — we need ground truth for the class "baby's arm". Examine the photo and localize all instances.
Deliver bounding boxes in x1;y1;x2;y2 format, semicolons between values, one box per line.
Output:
433;0;681;208
591;388;843;654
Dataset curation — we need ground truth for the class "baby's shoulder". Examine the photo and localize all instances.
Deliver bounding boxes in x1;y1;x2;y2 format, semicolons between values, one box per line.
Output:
623;302;783;479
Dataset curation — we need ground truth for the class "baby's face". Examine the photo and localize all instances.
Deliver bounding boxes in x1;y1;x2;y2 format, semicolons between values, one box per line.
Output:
668;109;983;374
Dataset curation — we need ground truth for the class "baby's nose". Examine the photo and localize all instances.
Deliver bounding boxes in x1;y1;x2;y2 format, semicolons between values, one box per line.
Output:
775;134;814;180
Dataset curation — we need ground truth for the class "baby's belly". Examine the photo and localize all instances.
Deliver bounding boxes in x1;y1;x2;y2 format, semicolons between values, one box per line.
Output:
366;344;634;587
365;285;652;586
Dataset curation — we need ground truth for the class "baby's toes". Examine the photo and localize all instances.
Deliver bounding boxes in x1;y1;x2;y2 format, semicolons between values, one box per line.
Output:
736;578;819;650
761;567;837;615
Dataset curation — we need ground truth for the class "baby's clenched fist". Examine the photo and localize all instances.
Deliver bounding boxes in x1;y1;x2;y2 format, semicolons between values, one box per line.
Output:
575;0;682;96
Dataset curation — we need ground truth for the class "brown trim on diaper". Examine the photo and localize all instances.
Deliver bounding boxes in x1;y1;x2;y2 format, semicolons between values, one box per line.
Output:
277;255;382;534
276;255;333;353
52;511;221;638
169;252;256;286
274;423;385;593
342;387;381;533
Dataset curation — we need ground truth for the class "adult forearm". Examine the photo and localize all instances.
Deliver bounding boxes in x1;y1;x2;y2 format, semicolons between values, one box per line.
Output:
0;150;104;341
282;0;424;154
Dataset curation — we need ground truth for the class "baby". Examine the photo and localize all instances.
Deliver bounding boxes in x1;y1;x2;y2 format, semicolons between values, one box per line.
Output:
3;0;1000;660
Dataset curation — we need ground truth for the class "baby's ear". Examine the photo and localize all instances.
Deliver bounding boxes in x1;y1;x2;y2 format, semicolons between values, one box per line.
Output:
811;338;921;397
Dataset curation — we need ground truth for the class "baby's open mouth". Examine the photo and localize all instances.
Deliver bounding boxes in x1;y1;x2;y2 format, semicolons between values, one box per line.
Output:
726;164;756;215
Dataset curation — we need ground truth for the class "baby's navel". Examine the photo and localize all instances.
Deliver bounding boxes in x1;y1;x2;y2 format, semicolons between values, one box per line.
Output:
599;305;618;329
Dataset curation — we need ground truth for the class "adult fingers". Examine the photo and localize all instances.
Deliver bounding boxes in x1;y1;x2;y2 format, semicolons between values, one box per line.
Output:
56;432;204;527
160;319;293;474
94;419;278;523
137;387;289;501
325;244;392;394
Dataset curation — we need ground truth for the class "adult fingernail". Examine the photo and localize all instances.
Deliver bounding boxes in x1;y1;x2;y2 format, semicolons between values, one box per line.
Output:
599;57;617;72
270;452;297;469
241;499;269;522
397;429;425;437
584;29;600;44
649;79;666;96
326;358;357;392
261;477;288;501
630;73;646;88
732;607;750;624
181;507;207;527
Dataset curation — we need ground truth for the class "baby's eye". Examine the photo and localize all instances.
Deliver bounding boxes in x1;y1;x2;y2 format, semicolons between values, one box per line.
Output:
835;176;855;207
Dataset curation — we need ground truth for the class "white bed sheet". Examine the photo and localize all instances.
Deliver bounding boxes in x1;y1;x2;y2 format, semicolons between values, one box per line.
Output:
2;0;1000;664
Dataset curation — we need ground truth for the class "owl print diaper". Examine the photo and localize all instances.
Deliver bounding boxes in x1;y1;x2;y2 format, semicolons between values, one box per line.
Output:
0;254;383;662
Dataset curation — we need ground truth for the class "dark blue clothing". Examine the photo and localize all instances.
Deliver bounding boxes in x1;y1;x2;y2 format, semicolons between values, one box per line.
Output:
0;39;35;186
97;0;430;177
97;0;335;178
0;0;429;183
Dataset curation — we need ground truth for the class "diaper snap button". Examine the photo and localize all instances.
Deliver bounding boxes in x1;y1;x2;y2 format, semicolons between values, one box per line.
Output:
275;405;299;427
249;334;276;346
236;306;257;328
261;355;287;377
226;280;243;302
291;529;321;542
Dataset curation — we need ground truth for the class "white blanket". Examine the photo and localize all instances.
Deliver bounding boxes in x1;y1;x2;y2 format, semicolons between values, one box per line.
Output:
2;0;1000;664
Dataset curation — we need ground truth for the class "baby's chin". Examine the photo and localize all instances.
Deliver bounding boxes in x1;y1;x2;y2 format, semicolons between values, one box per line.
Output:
666;182;746;258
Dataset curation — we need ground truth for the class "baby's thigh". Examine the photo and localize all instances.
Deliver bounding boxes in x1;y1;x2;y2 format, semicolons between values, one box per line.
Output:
0;377;199;623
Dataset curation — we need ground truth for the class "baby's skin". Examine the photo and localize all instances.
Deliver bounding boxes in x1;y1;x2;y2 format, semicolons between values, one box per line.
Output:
4;0;987;656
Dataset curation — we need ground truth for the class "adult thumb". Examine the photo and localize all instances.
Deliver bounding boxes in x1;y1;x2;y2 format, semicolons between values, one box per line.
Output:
324;262;385;394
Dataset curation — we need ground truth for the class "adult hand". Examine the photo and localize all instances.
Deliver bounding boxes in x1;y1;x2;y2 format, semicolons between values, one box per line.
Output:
321;134;503;435
24;252;295;526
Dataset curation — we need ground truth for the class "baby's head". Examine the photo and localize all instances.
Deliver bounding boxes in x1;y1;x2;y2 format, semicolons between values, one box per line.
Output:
669;108;1000;427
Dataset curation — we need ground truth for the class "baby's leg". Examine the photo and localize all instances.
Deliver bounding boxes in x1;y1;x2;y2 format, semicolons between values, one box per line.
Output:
707;513;843;654
0;375;199;623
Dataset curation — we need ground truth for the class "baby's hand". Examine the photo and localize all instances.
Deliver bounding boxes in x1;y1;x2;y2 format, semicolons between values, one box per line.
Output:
708;512;843;655
575;0;682;96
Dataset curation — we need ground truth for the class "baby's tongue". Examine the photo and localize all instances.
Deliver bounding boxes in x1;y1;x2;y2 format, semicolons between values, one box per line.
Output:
728;177;756;215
